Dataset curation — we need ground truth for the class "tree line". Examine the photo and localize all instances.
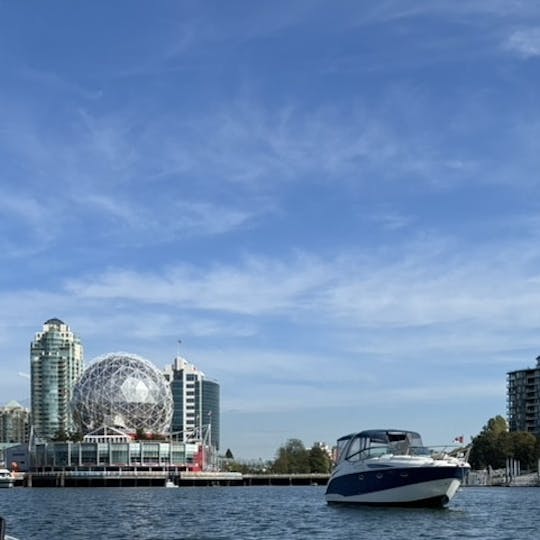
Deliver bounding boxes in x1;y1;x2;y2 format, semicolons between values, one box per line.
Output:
225;416;540;474
468;415;540;470
224;439;333;474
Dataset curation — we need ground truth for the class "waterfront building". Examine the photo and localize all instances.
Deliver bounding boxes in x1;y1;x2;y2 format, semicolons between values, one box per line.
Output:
30;439;200;470
30;318;84;440
0;400;30;444
164;357;220;451
507;355;540;435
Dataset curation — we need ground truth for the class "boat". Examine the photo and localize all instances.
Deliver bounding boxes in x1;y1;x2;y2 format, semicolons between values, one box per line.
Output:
165;479;178;488
325;429;470;507
0;469;14;489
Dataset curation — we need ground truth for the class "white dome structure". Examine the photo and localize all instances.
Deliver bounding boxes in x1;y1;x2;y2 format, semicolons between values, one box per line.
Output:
71;352;173;435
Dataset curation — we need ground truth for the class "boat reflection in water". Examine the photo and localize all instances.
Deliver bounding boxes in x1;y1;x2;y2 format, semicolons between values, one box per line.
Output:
325;429;470;507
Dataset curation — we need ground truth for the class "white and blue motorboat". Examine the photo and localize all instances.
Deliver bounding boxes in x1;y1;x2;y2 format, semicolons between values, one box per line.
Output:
325;429;470;507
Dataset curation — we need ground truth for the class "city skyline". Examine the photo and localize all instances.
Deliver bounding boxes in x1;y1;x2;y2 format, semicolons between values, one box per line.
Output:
2;2;540;459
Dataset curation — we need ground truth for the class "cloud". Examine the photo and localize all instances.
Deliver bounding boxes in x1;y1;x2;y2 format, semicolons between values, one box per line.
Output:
359;0;540;23
59;224;540;341
173;200;256;236
65;253;331;315
369;209;414;231
505;27;540;58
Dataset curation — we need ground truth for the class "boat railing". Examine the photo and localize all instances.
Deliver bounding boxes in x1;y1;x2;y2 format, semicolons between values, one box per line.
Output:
407;446;433;457
347;445;454;461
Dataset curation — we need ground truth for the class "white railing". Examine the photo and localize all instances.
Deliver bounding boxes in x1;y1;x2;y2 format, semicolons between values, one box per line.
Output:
30;470;169;477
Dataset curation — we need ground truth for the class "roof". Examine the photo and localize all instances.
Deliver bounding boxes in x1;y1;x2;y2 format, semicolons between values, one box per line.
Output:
3;400;23;409
44;318;65;326
338;429;422;443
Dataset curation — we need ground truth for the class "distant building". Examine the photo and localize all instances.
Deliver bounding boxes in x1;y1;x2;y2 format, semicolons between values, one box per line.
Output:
311;441;332;458
0;400;30;443
7;438;200;473
164;357;220;451
507;356;540;435
30;318;84;440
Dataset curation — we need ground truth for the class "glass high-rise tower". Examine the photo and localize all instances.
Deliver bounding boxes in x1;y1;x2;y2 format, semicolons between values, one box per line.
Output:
30;318;84;440
164;357;220;451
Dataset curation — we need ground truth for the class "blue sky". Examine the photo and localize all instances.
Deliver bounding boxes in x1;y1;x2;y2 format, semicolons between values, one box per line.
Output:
2;1;540;460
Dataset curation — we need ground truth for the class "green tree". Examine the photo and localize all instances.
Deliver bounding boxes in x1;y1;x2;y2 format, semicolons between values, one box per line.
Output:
510;432;538;470
469;415;539;471
225;448;234;460
51;429;68;442
308;445;332;473
67;429;84;442
272;439;310;473
469;415;508;469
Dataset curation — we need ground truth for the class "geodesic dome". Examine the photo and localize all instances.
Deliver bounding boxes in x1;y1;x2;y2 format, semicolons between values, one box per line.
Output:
71;352;173;435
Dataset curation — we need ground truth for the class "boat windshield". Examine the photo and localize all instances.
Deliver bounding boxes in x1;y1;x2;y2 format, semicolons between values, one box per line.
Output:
341;430;430;461
334;434;354;463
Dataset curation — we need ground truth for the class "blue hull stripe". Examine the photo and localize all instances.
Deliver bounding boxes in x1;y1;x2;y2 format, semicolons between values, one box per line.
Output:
326;466;465;497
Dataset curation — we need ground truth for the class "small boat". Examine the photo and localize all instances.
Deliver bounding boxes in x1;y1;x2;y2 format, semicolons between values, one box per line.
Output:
0;469;14;489
325;429;470;507
165;479;178;488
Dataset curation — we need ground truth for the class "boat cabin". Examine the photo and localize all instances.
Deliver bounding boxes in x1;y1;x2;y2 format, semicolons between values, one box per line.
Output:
335;429;429;463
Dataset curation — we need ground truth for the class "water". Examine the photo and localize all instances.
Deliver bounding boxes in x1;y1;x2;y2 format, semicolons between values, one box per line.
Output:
1;486;539;539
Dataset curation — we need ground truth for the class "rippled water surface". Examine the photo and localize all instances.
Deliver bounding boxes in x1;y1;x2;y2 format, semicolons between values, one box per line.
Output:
1;486;539;539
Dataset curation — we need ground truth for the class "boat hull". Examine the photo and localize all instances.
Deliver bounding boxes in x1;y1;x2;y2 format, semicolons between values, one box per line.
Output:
326;466;465;507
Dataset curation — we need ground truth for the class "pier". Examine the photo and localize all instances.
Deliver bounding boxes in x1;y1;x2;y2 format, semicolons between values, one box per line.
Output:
15;471;330;488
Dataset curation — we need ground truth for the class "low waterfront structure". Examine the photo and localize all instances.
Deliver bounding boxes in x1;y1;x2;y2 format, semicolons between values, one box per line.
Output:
30;439;201;470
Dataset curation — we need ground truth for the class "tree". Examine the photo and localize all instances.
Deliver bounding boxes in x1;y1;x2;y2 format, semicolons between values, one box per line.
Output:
484;416;508;435
67;429;84;442
469;415;509;469
510;432;537;470
225;448;234;460
469;415;540;471
309;445;332;473
51;429;69;442
272;439;310;473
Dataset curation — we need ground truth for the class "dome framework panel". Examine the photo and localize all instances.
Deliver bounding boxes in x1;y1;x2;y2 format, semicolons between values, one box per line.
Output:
71;352;173;434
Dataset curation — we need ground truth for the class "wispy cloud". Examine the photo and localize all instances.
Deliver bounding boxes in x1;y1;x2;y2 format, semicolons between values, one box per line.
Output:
505;27;540;58
358;0;540;23
369;209;414;231
65;253;331;315
61;225;540;335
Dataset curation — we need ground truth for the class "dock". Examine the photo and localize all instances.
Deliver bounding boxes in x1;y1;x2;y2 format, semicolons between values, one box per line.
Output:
16;471;330;488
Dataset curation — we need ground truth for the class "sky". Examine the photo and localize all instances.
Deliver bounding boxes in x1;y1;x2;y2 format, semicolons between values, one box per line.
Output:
1;0;540;460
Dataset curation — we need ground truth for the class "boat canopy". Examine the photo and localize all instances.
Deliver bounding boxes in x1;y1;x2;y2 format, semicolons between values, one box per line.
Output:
335;429;426;463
